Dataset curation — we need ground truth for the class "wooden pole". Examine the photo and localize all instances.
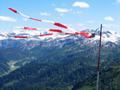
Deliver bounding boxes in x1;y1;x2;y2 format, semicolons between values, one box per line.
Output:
96;24;102;90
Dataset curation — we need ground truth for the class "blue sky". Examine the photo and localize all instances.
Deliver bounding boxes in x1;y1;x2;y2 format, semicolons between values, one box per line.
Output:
0;0;120;32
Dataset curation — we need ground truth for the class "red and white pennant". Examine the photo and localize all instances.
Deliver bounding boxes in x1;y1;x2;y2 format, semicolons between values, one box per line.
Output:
8;8;95;39
8;8;68;29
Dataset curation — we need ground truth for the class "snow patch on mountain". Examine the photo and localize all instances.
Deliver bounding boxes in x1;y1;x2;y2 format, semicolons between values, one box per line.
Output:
0;30;120;45
92;31;120;44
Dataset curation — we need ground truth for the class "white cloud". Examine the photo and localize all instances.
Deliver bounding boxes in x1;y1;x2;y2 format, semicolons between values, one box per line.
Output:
117;0;120;3
55;8;70;13
76;23;85;27
0;16;16;22
40;12;50;16
103;23;120;32
104;16;114;22
73;1;90;8
73;11;82;15
87;20;94;24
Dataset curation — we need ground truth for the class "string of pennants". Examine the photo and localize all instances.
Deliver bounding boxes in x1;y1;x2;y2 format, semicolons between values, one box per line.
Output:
7;8;96;39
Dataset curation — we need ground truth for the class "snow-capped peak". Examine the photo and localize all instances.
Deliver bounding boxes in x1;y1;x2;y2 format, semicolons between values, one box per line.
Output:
0;29;120;44
93;30;120;43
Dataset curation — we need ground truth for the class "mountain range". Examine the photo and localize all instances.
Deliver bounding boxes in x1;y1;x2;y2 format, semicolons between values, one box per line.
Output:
0;30;120;90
